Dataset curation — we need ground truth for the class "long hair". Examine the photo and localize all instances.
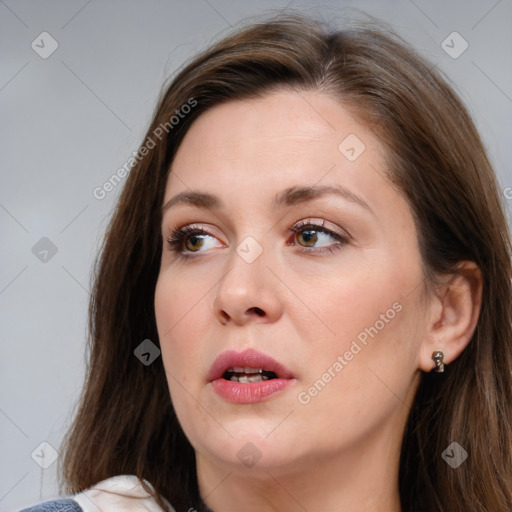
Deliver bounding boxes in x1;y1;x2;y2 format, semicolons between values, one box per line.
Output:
60;13;512;512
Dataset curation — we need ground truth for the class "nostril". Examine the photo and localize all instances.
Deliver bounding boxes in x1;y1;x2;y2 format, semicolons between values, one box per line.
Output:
251;307;265;316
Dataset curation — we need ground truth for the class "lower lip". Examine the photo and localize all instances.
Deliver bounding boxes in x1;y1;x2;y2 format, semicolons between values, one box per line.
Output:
211;378;295;403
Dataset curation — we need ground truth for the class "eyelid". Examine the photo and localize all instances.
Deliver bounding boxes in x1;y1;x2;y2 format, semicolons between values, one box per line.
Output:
167;222;225;241
290;218;351;240
166;219;346;242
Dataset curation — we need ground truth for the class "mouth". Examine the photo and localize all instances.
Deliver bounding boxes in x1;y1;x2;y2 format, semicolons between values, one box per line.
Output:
207;348;295;403
207;348;294;382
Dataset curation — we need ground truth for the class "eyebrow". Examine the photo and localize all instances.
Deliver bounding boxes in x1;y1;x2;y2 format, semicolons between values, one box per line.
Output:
162;184;373;215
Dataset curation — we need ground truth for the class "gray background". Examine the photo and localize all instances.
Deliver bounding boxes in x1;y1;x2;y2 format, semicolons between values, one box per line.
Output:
1;0;511;510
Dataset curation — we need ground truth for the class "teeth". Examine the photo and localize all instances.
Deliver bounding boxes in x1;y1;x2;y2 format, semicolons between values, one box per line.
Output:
228;374;270;383
224;366;277;383
228;367;263;373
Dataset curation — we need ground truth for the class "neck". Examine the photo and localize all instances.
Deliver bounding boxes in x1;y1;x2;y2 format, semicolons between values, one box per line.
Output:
196;425;403;512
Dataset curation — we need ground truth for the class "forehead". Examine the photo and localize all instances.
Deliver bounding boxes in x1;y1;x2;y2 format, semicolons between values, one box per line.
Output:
165;90;390;212
173;91;369;161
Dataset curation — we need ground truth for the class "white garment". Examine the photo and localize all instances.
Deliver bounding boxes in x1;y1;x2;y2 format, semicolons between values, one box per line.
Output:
73;475;174;512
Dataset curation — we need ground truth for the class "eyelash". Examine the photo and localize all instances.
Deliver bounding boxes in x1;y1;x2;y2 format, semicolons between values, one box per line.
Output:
166;220;350;260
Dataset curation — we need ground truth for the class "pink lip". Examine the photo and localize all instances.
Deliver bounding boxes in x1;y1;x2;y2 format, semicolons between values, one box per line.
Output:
207;348;296;404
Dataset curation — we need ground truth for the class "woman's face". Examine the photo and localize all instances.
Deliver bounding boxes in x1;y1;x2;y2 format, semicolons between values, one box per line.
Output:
155;89;430;475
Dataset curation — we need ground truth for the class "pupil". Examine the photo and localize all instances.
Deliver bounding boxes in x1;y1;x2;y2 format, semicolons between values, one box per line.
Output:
300;230;317;246
186;235;203;251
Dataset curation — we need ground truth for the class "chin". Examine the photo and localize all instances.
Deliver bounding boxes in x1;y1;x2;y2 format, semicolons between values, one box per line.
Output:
190;422;299;468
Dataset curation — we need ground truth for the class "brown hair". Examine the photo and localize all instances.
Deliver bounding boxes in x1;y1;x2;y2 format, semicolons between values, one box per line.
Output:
60;12;512;512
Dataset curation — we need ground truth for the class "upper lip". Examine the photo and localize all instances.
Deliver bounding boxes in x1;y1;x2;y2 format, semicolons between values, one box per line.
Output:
207;348;294;381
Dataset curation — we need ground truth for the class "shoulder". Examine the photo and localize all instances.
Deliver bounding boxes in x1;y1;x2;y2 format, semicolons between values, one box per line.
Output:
18;499;82;512
18;476;174;512
74;475;173;512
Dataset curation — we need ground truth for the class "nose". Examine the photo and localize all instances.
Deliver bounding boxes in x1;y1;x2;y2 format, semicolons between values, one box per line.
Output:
212;242;283;326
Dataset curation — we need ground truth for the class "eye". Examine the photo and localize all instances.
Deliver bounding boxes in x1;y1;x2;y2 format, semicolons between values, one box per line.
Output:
290;220;349;253
167;225;223;256
166;219;350;259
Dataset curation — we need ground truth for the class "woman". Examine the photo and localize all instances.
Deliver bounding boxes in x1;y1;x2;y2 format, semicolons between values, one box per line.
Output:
20;12;512;512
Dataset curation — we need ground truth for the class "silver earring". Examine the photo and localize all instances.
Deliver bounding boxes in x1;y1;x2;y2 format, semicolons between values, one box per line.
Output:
432;351;445;373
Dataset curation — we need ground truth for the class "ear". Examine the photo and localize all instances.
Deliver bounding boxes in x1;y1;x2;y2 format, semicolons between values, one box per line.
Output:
418;261;483;372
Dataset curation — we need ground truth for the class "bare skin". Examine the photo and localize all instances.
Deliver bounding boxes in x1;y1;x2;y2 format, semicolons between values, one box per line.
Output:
154;89;482;512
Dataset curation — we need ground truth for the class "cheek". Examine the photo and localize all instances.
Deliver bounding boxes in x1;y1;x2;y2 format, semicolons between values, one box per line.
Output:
154;264;216;330
294;254;422;386
154;272;211;383
154;274;215;444
291;260;404;348
294;296;420;444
